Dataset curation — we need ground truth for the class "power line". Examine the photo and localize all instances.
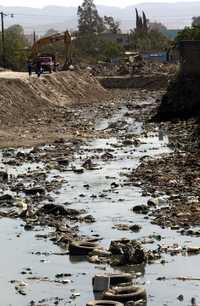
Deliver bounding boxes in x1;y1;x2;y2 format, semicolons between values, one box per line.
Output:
2;11;197;20
4;12;75;18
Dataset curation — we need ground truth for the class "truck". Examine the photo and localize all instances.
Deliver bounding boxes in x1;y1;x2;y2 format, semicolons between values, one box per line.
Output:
30;31;73;73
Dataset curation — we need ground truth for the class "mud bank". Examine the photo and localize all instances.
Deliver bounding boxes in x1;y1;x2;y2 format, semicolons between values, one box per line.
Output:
0;71;107;128
155;76;200;120
0;71;108;147
97;74;169;90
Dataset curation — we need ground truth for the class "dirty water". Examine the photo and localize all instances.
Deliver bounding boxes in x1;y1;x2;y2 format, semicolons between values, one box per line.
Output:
0;103;199;306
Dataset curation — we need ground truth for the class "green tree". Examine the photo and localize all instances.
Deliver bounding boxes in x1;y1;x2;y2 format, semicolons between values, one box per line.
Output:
73;34;123;63
176;25;200;42
104;16;121;34
135;9;148;34
0;24;29;70
77;0;105;34
131;29;170;52
98;39;122;61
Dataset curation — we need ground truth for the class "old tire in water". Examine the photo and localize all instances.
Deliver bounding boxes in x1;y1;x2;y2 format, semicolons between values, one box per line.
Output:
69;241;99;256
109;273;133;286
103;285;146;303
87;300;124;306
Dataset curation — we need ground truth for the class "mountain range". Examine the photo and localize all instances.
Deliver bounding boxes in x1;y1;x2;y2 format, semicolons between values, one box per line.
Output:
1;2;198;34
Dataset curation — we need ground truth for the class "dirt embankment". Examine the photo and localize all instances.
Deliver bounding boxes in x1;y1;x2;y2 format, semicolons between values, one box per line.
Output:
0;71;107;128
0;71;108;147
154;75;200;121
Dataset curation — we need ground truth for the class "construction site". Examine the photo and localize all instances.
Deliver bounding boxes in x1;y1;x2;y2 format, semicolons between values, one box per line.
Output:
0;1;200;306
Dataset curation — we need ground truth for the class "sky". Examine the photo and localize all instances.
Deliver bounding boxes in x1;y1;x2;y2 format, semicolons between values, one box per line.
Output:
0;0;197;8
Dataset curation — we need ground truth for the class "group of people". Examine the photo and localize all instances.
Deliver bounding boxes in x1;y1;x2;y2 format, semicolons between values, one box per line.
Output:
27;60;43;77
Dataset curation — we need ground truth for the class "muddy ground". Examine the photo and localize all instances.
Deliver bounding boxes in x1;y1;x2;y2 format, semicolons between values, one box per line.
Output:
0;75;199;306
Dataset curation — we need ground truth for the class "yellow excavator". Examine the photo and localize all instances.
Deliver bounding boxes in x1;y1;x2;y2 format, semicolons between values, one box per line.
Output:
31;30;73;72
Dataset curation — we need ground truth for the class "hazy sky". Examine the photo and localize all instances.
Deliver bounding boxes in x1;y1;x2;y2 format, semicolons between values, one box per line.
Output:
0;0;195;8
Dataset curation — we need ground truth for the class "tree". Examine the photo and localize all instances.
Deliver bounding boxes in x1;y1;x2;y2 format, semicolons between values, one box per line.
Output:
77;0;105;34
149;22;167;34
192;16;200;27
142;11;148;32
131;9;169;51
104;16;121;34
0;24;29;70
176;25;200;42
135;9;148;33
98;39;122;61
131;28;170;52
44;28;58;37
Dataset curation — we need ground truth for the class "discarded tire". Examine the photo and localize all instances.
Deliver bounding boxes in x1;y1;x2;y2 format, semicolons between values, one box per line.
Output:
86;300;124;306
103;285;147;303
69;241;99;256
109;273;133;286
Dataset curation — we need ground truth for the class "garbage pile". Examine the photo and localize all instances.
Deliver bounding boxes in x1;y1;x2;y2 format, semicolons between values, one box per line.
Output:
89;61;176;77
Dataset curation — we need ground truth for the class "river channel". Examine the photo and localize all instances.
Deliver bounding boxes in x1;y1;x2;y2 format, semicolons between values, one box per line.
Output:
0;99;199;306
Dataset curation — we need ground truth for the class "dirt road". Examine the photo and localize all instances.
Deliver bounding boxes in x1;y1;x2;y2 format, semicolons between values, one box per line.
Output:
0;71;29;79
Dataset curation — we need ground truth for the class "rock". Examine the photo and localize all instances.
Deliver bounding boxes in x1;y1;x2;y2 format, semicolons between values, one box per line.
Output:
73;168;84;174
147;198;159;207
111;182;119;188
0;171;8;183
38;204;82;217
82;159;98;170
177;294;184;301
101;152;114;160
24;224;33;231
113;224;130;231
81;215;96;223
132;205;149;214
129;224;142;232
24;187;45;196
123;140;134;146
57;159;69;166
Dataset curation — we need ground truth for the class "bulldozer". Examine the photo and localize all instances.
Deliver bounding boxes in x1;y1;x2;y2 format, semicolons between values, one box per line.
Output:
30;30;73;73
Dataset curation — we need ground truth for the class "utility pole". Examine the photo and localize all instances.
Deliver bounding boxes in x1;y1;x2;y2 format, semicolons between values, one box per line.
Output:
0;12;13;68
33;31;36;44
0;12;6;68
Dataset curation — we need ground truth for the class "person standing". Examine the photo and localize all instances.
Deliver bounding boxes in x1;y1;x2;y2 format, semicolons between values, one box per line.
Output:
36;60;42;78
27;60;32;77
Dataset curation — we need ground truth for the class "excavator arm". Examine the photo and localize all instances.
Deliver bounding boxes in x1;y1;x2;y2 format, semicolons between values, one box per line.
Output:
31;30;73;68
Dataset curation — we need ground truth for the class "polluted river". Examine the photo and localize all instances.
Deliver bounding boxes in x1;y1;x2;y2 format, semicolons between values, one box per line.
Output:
0;92;199;306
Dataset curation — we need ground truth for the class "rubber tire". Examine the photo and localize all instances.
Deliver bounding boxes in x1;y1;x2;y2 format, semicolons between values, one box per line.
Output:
87;300;124;306
69;241;99;256
109;273;133;286
103;285;147;303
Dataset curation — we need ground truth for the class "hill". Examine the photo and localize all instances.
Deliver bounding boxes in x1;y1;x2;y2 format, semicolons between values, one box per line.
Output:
1;2;197;34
